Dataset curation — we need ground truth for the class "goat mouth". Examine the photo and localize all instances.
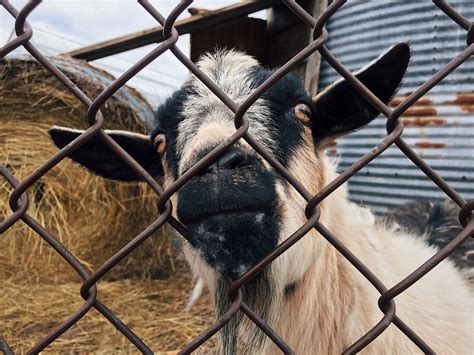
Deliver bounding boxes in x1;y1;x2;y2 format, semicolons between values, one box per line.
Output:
178;204;272;225
176;169;278;225
176;169;280;278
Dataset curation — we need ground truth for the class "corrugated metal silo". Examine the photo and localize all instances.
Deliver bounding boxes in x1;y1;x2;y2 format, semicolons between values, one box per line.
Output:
319;0;474;213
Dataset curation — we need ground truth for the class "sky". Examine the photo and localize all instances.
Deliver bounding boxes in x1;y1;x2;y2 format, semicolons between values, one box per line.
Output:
1;1;254;105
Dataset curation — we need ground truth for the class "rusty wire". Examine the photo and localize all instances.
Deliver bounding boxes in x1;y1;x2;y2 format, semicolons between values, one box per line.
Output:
1;0;473;354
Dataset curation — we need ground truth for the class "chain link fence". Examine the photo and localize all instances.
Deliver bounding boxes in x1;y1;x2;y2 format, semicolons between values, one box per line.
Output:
1;0;473;354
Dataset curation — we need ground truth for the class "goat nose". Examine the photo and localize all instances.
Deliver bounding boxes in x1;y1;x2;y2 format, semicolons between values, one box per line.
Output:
203;148;250;175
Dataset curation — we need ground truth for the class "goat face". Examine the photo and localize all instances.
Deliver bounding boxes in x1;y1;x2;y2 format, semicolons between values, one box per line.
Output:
51;44;409;296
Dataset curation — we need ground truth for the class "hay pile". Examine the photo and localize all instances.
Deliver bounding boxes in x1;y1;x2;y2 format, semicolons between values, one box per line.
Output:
0;56;171;282
0;263;214;354
0;56;214;352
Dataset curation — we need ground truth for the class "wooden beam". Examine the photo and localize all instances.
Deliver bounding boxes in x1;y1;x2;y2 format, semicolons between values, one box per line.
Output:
64;0;279;61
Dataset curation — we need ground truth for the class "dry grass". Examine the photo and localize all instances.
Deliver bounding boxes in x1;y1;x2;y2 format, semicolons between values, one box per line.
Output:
0;263;215;354
0;56;173;282
1;56;214;352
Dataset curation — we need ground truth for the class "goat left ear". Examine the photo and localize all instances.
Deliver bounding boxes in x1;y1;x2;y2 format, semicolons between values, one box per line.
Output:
312;43;410;142
50;126;163;181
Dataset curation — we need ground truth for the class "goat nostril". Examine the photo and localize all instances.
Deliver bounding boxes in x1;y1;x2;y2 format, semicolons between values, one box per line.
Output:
197;148;251;176
218;150;248;170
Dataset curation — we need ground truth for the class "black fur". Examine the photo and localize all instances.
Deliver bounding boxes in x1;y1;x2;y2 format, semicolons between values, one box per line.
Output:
177;147;279;279
216;273;276;354
151;85;195;180
151;67;312;179
248;67;311;166
386;199;473;281
49;128;162;181
313;43;410;141
284;282;298;297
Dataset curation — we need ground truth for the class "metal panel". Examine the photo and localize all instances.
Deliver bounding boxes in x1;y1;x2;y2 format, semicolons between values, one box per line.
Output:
319;0;474;213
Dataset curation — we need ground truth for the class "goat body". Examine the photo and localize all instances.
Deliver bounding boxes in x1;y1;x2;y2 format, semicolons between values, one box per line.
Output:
268;159;473;354
50;44;473;354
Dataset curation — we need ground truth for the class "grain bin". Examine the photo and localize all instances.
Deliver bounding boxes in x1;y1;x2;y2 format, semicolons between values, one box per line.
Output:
319;1;474;213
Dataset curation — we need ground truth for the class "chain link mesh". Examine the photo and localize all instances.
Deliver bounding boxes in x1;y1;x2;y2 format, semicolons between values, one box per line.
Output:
1;0;473;354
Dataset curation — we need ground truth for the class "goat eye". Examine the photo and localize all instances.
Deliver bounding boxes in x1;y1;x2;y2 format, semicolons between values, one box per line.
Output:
153;134;167;154
292;103;312;123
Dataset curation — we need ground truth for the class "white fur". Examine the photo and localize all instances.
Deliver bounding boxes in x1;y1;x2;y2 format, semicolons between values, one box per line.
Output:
185;277;205;312
182;152;474;354
177;50;276;176
179;140;474;354
268;156;474;354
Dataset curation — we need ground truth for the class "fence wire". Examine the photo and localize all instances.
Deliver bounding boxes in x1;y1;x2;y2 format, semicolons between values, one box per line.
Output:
0;0;473;354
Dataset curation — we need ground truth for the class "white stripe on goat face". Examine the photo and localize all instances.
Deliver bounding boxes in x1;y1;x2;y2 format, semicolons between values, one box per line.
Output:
176;50;276;176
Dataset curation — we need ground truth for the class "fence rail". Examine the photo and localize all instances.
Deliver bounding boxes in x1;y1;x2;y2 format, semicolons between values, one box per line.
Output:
0;0;473;354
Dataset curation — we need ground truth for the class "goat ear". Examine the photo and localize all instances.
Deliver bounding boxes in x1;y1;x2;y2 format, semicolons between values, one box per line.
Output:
312;43;410;142
49;126;163;181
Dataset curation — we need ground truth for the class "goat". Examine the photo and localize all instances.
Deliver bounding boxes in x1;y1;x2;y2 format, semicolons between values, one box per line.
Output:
50;43;473;354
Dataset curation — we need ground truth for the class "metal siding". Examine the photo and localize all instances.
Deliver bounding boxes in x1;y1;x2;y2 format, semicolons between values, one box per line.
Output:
319;0;474;213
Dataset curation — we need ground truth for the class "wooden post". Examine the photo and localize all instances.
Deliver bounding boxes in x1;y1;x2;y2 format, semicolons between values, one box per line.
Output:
305;0;327;96
267;0;327;96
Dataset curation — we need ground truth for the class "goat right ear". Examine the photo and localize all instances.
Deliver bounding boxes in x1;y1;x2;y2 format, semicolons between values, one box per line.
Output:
49;126;163;181
312;43;410;142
